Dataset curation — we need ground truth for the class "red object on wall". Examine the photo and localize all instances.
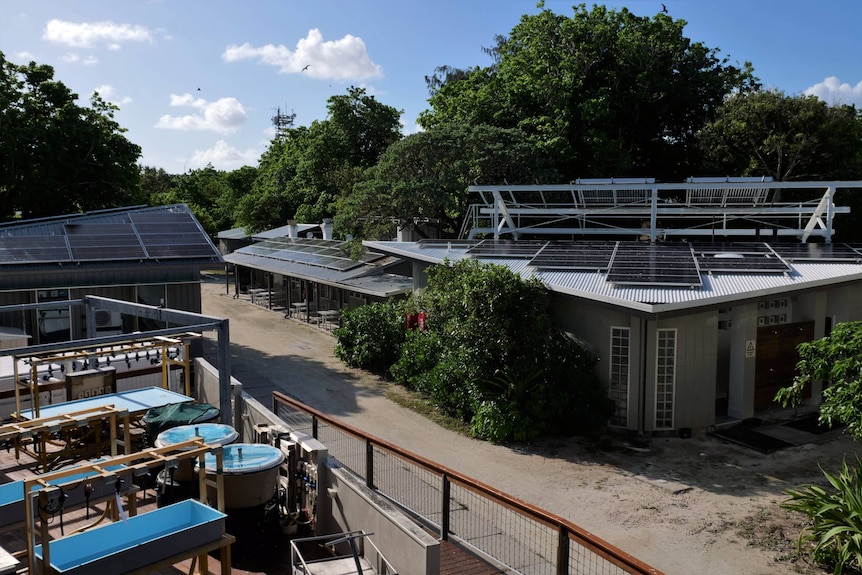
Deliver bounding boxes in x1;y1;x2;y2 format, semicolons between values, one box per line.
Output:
417;311;426;331
406;313;418;330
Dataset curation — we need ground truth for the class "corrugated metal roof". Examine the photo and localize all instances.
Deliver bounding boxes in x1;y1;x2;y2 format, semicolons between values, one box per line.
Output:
0;204;222;267
217;228;249;240
364;240;862;313
223;251;412;298
253;223;319;240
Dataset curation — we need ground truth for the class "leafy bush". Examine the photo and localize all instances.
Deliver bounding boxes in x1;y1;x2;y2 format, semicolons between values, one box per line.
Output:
336;258;612;442
782;456;862;574
333;299;406;375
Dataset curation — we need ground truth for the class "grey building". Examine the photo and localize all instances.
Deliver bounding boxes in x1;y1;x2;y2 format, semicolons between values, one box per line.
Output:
365;179;862;434
0;204;222;345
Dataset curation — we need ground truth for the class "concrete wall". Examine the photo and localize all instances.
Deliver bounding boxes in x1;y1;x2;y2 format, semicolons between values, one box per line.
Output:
325;466;440;574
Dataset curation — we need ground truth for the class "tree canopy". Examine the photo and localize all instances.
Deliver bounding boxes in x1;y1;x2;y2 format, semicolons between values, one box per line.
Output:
335;124;558;239
699;90;862;181
0;52;142;220
236;87;402;233
419;4;758;182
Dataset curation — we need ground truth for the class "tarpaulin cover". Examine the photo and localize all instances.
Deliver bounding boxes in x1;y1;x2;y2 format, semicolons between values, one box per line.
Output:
143;402;219;446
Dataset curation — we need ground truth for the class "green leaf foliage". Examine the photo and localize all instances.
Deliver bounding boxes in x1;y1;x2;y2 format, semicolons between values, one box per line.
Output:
335;124;559;240
419;4;757;181
333;299;407;375
0;52;142;219
782;457;862;573
699;90;862;182
776;321;862;441
353;259;612;442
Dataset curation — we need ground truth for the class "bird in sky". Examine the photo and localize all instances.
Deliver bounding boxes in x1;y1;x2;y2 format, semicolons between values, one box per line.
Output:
301;64;310;72
661;3;668;13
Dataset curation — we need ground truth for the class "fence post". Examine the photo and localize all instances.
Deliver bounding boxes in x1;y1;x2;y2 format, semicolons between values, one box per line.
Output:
441;473;451;542
312;414;318;439
366;438;374;489
557;525;569;575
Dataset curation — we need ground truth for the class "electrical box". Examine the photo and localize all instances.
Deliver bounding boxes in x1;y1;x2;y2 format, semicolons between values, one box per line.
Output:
65;366;117;400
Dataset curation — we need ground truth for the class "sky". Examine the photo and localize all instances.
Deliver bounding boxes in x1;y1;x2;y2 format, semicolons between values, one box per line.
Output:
2;0;861;174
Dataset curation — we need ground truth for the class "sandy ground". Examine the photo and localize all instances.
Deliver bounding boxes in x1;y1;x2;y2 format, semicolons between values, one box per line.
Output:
200;277;859;575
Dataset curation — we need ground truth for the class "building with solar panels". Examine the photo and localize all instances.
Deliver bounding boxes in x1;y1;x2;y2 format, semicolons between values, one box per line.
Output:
364;178;862;435
222;221;413;319
0;204;223;345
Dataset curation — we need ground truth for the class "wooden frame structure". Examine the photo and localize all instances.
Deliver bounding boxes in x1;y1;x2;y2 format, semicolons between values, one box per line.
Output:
0;405;130;473
11;332;200;419
24;438;229;575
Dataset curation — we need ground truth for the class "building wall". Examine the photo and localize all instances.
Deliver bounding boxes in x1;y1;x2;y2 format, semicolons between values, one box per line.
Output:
0;281;202;345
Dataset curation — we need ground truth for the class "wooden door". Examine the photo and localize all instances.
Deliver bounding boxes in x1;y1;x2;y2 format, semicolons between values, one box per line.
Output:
754;321;814;411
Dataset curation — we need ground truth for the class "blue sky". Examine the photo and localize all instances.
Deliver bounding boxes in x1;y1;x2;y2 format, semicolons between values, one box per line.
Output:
3;0;861;173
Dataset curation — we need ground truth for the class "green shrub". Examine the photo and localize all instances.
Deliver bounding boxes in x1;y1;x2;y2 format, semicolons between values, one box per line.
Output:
782;456;862;574
390;330;441;390
333;299;406;375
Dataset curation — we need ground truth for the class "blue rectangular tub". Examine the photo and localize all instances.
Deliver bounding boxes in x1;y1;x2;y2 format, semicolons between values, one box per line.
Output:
0;461;133;530
34;499;226;574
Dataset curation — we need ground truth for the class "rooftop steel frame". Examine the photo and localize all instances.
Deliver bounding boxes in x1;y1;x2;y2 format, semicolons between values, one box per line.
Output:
463;179;862;242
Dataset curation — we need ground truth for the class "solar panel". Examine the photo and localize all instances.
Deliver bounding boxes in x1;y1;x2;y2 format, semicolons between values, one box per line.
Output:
0;235;71;264
467;240;546;258
607;243;702;286
771;243;862;263
235;238;381;272
130;212;219;259
692;242;790;273
529;242;615;270
66;223;147;260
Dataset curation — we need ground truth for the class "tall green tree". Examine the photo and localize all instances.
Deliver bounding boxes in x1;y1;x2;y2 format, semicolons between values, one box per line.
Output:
0;52;142;219
419;4;757;181
699;90;862;181
336;124;558;239
237;87;402;233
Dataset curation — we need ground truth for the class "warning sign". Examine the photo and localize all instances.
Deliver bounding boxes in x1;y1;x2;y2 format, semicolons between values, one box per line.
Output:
745;340;756;358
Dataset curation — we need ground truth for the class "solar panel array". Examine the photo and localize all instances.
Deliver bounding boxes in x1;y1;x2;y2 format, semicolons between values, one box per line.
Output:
0;209;220;265
239;237;385;271
606;243;702;286
529;242;615;270
771;242;862;262
0;236;70;264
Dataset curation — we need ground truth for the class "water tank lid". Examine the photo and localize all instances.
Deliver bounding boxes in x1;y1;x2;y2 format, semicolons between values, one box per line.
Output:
155;423;238;449
199;443;284;474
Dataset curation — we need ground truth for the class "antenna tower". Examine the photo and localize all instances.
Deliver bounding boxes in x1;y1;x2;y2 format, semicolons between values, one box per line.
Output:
271;106;296;139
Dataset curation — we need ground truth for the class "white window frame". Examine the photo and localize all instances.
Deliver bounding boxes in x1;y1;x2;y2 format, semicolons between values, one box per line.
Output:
609;326;631;427
654;328;677;430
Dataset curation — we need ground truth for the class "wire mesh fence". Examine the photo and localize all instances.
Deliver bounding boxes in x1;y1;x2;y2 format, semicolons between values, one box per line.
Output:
273;392;662;575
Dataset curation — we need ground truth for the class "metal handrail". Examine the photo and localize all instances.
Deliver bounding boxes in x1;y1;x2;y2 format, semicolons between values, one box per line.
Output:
272;390;663;575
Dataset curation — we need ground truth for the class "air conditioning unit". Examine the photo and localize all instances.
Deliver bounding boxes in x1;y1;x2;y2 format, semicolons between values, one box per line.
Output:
94;310;123;334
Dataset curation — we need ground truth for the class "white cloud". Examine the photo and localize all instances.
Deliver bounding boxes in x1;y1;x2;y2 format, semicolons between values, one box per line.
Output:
155;94;247;134
43;19;154;49
83;56;99;66
187;140;259;171
62;53;79;63
93;84;132;107
804;76;862;107
14;51;37;62
223;28;382;81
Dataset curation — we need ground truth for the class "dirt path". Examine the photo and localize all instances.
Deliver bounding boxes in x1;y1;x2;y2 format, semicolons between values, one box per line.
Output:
201;278;858;575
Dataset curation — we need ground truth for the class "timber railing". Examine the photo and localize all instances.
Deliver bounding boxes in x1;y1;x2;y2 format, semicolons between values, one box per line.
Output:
272;391;663;575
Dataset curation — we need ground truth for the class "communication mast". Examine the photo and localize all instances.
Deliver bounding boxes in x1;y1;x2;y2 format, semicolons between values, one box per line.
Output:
271;106;296;139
